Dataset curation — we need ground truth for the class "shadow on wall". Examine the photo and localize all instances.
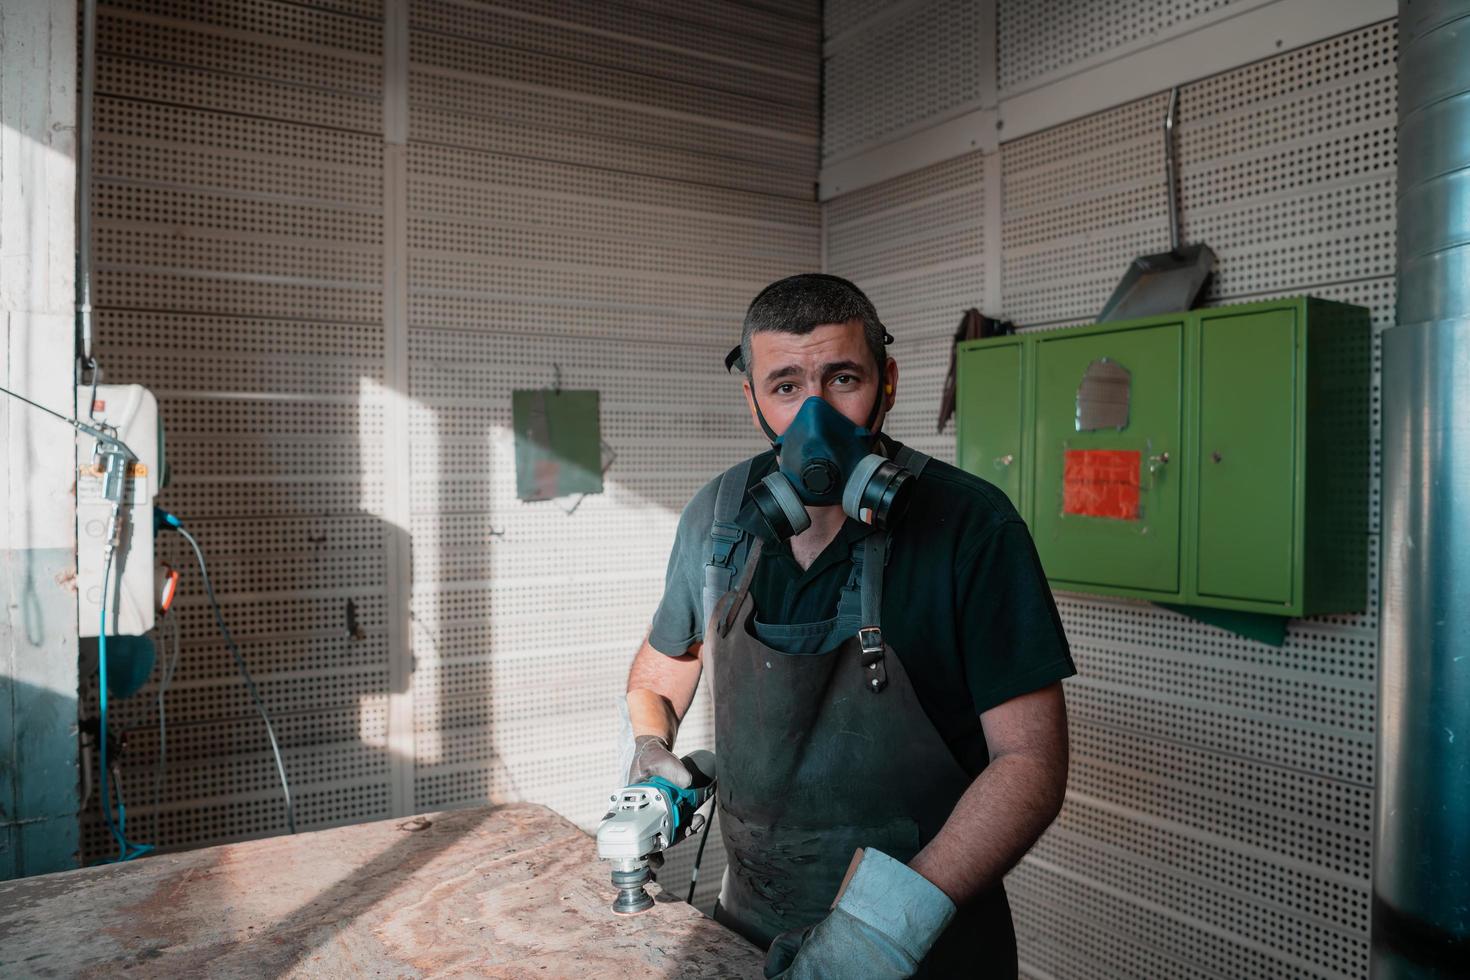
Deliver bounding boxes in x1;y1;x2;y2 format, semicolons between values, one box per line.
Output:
403;351;731;811
403;349;739;917
0;546;80;881
0;678;78;880
73;371;716;855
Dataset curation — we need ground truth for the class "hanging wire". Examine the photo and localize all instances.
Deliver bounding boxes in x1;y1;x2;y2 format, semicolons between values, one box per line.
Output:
153;610;181;845
161;514;296;834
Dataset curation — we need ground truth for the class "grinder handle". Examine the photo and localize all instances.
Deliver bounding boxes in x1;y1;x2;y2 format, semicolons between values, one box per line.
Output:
681;749;716;790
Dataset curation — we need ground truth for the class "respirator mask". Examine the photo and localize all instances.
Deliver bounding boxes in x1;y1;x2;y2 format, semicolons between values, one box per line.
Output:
747;394;915;541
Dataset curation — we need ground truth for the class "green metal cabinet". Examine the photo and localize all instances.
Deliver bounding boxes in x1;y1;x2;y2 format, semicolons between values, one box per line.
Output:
956;339;1026;512
956;297;1369;617
1032;319;1184;596
1195;307;1296;604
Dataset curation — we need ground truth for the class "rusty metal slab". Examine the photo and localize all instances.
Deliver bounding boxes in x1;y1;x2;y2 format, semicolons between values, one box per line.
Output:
0;803;762;978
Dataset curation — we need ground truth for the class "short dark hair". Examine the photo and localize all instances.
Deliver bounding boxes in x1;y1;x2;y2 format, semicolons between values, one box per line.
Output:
737;273;890;378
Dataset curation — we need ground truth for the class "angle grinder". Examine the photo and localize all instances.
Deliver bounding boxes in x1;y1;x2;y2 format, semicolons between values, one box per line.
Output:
595;749;716;915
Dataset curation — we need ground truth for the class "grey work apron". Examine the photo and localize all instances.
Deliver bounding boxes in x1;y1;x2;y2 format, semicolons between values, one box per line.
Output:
707;533;1017;978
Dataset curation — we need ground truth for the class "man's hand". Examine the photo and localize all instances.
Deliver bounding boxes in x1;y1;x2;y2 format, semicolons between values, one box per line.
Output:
624;733;692;872
627;733;693;788
763;849;955;979
623;636;703;871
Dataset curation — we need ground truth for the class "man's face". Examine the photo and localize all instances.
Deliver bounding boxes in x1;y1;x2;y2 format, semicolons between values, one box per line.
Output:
741;318;899;438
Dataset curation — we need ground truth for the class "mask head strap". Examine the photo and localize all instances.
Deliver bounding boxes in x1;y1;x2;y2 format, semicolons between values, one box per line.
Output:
751;392;779;444
863;355;888;434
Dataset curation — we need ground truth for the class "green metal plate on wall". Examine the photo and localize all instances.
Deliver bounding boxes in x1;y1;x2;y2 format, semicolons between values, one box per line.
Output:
512;390;603;501
1157;602;1288;647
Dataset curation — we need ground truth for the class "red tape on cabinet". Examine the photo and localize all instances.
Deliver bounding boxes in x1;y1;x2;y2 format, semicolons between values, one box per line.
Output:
1063;449;1141;520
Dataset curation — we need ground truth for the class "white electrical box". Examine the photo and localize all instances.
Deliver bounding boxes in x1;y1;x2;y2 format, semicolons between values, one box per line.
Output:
77;384;163;638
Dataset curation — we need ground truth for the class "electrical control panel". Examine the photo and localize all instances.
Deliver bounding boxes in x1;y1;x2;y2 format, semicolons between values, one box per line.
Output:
76;384;164;638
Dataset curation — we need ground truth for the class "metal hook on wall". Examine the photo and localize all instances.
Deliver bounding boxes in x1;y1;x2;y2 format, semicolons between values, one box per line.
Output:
81;356;102;420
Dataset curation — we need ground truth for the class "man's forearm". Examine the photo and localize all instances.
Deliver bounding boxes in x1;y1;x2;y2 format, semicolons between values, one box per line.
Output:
906;751;1066;904
625;636;703;745
626;687;680;743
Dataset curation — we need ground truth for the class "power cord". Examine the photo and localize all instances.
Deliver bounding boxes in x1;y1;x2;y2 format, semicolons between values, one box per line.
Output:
153;609;181;844
687;804;715;905
157;509;296;834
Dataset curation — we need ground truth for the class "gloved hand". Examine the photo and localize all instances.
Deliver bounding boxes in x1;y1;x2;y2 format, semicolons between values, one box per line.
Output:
764;848;956;980
627;734;693;788
624;735;692;872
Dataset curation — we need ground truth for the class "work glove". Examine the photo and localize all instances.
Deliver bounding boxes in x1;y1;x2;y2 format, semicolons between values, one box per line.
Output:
627;734;693;788
624;735;692;872
764;848;956;980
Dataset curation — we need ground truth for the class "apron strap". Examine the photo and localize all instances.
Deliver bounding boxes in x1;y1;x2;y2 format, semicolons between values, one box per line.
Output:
835;538;864;625
852;442;919;691
857;532;889;694
892;444;932;479
704;457;755;629
718;537;765;639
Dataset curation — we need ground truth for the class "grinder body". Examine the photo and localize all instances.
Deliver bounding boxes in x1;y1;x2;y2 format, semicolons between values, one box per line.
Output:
596;750;715;914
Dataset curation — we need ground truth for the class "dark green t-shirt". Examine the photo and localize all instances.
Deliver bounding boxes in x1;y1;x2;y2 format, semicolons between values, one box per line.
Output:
648;439;1075;773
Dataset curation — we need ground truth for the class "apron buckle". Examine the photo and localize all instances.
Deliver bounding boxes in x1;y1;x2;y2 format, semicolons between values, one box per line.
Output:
858;627;887;693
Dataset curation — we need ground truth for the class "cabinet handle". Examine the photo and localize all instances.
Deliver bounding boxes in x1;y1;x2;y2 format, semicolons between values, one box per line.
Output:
994;454;1015;468
1212;451;1223;463
1144;451;1170;491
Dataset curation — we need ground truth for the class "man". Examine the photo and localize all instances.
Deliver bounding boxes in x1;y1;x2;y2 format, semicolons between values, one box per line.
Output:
624;274;1073;978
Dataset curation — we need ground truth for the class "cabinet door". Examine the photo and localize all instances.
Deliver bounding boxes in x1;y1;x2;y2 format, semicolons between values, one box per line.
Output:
957;343;1023;510
1032;323;1183;593
1196;308;1297;603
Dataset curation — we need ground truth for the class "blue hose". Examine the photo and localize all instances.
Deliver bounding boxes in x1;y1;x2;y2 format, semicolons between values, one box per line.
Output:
97;548;152;862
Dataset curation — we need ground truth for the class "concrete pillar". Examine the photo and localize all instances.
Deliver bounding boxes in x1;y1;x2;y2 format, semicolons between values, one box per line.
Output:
0;0;80;879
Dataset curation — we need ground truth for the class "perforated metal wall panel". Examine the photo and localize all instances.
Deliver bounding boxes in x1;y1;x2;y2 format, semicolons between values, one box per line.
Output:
826;19;1392;980
824;151;990;461
87;0;390;860
823;0;987;164
1000;91;1173;330
1001;21;1390;980
87;0;820;901
998;0;1255;95
403;1;817;916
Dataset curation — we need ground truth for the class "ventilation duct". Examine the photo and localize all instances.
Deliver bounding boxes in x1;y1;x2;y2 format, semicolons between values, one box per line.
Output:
1374;0;1470;975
